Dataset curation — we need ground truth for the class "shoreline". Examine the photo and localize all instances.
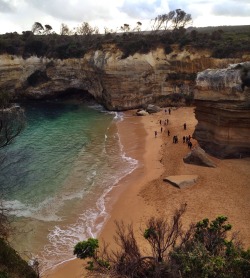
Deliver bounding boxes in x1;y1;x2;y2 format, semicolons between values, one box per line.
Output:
46;107;250;277
46;109;165;277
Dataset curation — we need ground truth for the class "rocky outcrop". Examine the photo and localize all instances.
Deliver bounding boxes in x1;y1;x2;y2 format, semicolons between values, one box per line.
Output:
193;62;250;158
0;45;248;110
183;146;217;167
136;109;149;116
163;175;198;189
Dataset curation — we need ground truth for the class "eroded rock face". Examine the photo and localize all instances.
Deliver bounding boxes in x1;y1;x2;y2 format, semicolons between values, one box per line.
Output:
193;62;250;158
0;46;247;110
183;146;217;167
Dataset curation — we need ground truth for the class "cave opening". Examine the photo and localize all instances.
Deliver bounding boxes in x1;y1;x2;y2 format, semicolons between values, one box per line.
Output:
54;88;97;104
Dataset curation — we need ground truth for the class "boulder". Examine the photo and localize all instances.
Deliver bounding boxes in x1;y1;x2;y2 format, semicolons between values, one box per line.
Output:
136;109;149;116
163;175;198;189
183;146;217;167
146;104;161;114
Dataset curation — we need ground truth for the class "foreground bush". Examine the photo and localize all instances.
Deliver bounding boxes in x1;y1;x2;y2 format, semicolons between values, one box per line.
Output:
74;205;250;277
0;239;38;278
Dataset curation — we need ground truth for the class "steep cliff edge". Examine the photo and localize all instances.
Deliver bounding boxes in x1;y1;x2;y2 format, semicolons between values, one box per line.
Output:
193;62;250;158
0;46;247;110
1;47;250;158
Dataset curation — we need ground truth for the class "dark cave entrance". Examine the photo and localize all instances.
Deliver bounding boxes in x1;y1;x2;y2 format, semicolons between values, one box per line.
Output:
54;88;97;104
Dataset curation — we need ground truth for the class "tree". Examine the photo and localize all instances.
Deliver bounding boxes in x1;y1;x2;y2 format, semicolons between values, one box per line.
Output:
133;22;142;32
144;203;186;262
170;216;250;277
31;22;44;34
44;24;52;35
120;23;130;32
0;92;27;265
151;11;175;31
0;106;24;255
0;105;25;149
74;206;250;277
74;204;188;276
60;23;71;35
76;22;99;35
151;9;192;31
172;9;192;29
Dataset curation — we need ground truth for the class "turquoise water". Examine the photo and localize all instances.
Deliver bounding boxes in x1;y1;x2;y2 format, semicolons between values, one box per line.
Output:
0;101;138;272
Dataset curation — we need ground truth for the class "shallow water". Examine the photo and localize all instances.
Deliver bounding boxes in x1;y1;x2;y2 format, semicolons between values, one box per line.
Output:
0;101;138;272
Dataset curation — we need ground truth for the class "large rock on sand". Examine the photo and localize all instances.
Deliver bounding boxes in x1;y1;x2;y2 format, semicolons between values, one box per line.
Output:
163;175;198;189
183;146;217;167
145;104;161;114
136;109;149;116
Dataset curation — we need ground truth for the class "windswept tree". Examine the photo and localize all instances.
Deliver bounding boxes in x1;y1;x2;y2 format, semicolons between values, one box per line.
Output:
31;22;44;34
172;9;192;29
151;9;192;31
44;24;52;35
133;21;142;32
151;11;175;31
76;22;99;35
60;23;71;35
0;92;25;149
120;23;130;32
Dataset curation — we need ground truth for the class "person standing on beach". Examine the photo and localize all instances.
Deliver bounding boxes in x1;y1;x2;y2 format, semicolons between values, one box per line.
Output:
155;131;157;138
169;108;171;115
184;123;187;130
168;130;170;136
188;140;192;149
161;127;163;133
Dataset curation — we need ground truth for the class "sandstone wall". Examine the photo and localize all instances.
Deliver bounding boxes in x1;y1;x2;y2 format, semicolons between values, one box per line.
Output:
1;47;250;157
193;62;250;158
0;45;246;110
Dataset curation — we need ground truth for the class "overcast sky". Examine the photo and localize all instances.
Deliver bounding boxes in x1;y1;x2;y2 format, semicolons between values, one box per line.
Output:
0;0;250;34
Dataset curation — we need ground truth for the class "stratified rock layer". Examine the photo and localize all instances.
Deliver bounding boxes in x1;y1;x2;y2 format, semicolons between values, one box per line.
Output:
1;47;250;158
193;62;250;158
0;46;248;110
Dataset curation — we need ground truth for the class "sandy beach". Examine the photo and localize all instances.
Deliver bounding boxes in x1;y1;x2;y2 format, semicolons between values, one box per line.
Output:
46;106;250;277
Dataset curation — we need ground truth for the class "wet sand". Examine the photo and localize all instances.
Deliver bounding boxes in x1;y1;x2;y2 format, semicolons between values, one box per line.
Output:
46;107;250;277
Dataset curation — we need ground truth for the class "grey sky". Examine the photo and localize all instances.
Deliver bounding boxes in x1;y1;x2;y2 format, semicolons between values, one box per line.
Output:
0;0;249;34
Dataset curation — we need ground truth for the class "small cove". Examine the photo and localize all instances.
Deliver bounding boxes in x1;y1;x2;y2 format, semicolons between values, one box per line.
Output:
0;101;138;272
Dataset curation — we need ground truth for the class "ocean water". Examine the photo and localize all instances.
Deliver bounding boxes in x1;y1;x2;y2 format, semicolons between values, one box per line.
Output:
0;101;138;272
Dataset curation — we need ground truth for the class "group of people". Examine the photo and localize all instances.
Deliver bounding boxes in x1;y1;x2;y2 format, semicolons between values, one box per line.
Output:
154;108;193;150
183;135;193;149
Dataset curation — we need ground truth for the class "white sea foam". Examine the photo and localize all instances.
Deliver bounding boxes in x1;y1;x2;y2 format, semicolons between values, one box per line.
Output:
87;104;105;111
39;127;139;272
2;199;63;221
16;106;139;273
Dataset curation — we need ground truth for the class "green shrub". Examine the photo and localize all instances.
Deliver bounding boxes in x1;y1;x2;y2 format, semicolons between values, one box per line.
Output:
73;238;99;260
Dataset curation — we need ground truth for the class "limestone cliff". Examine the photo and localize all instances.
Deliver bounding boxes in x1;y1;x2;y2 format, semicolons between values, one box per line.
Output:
1;46;250;158
193;62;250;158
0;45;247;110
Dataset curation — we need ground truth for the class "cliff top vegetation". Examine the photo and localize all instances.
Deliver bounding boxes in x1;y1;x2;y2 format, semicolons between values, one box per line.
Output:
0;9;249;60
